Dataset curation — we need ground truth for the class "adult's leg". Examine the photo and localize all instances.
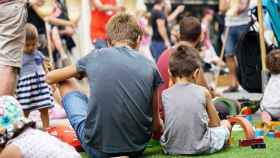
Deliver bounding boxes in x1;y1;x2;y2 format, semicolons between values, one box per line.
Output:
0;65;17;95
58;79;108;158
224;27;239;92
225;56;239;90
0;1;27;95
51;27;69;61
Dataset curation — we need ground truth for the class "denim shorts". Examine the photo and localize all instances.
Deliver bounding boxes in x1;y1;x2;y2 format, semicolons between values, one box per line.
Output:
224;24;249;57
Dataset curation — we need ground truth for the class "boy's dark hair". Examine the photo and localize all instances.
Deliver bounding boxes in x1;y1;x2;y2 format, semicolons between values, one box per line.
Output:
25;23;38;41
169;44;201;78
154;0;164;5
179;16;201;42
267;49;280;74
106;13;143;48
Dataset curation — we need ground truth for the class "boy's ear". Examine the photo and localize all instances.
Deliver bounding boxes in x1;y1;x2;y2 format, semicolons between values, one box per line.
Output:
193;68;200;80
107;39;112;48
135;35;142;50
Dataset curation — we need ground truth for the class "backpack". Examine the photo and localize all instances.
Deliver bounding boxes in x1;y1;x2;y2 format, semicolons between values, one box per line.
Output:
235;29;263;93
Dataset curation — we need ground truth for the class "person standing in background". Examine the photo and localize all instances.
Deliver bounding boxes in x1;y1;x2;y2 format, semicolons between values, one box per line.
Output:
223;0;250;92
90;0;123;49
150;0;184;61
0;0;43;96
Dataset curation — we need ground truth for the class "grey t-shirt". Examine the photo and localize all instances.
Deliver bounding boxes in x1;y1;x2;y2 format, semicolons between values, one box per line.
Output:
76;46;162;154
160;83;211;155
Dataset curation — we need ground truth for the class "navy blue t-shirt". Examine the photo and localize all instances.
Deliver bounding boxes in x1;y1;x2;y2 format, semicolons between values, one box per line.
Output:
76;46;162;153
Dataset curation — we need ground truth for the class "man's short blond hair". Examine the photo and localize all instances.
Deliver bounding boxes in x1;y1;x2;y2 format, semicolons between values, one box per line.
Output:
106;13;143;48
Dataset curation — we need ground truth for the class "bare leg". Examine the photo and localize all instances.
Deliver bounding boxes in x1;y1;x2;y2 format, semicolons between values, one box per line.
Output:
51;27;68;60
0;65;17;95
39;108;50;129
221;120;232;131
23;110;31;118
225;56;239;91
221;120;232;147
57;79;80;98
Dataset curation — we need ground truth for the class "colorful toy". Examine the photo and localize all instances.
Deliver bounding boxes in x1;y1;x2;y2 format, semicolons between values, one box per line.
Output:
228;116;266;148
47;126;82;151
213;97;241;116
260;111;280;132
255;129;264;137
239;99;260;114
251;143;266;149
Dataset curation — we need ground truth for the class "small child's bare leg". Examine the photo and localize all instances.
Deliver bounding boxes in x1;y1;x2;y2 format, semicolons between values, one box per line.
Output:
39;108;50;129
23;110;31;118
221;120;232;146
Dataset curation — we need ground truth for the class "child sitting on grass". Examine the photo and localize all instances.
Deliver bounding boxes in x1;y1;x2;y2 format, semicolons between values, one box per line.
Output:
261;49;280;119
0;96;81;158
160;44;231;155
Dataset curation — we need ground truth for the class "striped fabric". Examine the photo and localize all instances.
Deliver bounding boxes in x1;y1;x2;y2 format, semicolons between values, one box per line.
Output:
16;73;54;111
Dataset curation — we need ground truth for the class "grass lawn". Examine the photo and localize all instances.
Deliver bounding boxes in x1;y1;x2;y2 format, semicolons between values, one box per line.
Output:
80;131;280;158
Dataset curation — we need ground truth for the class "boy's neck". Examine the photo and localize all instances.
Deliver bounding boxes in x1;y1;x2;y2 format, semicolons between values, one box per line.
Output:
112;41;136;49
174;77;193;85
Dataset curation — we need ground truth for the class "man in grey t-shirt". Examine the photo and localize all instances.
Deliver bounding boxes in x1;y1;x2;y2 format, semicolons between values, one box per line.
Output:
47;13;163;158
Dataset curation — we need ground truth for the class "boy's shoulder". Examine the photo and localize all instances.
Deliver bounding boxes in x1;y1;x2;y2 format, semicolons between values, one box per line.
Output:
163;83;207;97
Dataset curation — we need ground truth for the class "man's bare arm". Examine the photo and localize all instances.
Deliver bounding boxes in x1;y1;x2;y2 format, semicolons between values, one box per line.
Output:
46;65;82;84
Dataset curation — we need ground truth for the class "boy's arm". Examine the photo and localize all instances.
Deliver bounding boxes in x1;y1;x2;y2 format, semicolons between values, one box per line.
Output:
205;89;221;127
46;64;82;84
152;87;163;132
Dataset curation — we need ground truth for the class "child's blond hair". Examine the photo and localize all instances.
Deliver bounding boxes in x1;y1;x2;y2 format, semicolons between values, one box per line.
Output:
106;13;143;48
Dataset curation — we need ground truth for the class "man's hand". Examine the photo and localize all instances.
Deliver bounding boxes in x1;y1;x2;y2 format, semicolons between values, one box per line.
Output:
29;0;45;6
